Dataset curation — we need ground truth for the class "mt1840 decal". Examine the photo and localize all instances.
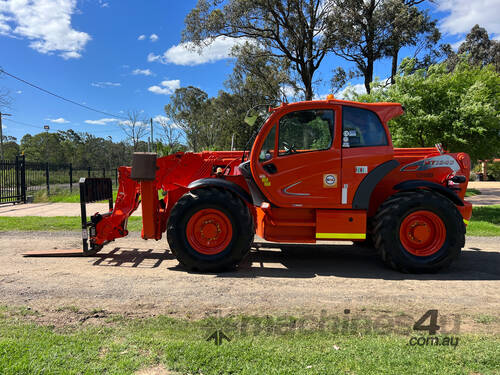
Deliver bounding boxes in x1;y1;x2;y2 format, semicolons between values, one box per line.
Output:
401;155;460;173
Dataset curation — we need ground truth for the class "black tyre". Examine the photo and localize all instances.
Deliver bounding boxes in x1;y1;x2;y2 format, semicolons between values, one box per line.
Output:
373;190;465;273
167;188;254;272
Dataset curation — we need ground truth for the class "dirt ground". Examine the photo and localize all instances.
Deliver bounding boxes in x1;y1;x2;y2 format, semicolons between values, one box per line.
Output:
0;231;498;333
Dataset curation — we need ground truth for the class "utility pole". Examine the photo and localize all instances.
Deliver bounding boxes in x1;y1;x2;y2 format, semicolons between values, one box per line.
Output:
150;117;154;153
44;125;50;162
0;112;12;161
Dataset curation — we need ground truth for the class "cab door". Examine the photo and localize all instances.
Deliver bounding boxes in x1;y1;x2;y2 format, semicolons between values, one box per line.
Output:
251;105;342;208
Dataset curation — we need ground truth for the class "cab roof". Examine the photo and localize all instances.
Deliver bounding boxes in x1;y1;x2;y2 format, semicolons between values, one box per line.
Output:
271;99;404;124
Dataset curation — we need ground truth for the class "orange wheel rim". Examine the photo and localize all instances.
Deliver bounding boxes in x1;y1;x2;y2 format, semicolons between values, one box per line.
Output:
399;210;446;256
186;208;233;255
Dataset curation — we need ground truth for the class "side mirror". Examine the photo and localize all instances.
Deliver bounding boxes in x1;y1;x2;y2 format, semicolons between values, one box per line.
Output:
244;113;258;126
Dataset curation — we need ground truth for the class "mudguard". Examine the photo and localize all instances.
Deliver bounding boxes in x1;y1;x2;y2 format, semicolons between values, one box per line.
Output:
188;178;253;205
394;180;464;206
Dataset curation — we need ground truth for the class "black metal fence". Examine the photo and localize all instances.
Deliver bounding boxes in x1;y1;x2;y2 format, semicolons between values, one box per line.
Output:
0;155;118;204
0;155;25;204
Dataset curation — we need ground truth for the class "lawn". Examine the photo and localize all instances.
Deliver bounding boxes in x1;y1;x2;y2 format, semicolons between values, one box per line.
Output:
33;189;119;203
465;188;482;197
0;309;498;375
0;216;142;232
1;206;498;236
466;205;500;236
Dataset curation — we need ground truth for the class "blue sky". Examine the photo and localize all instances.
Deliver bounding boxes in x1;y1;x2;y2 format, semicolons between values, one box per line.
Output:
0;0;499;143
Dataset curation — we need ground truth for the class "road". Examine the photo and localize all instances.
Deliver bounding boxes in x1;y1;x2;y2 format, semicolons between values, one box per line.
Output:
0;231;498;333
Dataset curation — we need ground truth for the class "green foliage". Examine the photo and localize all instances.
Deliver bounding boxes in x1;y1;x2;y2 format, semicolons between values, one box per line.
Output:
486;161;500;180
354;59;500;161
17;129;147;168
446;24;500;73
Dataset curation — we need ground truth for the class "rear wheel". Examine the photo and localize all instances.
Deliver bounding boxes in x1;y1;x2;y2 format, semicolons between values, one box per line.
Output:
373;190;465;273
167;188;253;272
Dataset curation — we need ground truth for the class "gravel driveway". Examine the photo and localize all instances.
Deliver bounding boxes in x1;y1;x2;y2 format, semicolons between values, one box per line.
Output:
0;231;498;333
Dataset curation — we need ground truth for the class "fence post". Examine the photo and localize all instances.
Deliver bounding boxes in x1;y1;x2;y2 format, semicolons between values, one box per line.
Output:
69;163;73;192
15;155;20;202
88;167;91;178
45;162;50;196
102;168;105;178
20;154;26;203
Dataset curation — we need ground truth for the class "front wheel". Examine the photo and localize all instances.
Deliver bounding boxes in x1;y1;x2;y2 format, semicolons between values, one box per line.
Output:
373;190;465;273
167;188;254;272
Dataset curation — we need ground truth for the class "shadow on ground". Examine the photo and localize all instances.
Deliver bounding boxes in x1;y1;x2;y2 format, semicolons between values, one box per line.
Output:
90;243;500;281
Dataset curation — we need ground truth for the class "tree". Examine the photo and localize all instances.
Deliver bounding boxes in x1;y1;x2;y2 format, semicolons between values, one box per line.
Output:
222;43;294;148
120;110;148;151
183;0;336;100
156;116;184;155
329;0;439;92
383;0;440;84
1;136;19;160
353;59;500;161
446;25;500;73
226;42;298;102
164;87;212;151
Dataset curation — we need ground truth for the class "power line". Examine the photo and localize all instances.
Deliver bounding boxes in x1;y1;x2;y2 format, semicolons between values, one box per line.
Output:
3;118;41;130
4;117;123;134
0;68;127;120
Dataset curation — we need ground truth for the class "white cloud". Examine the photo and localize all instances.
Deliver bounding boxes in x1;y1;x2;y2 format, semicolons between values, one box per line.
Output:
147;52;161;63
437;0;500;37
450;38;465;51
153;114;180;128
84;118;119;125
148;79;180;95
149;36;244;66
47;117;69;124
15;90;22;94
91;81;121;88
282;85;298;99
99;1;109;8
153;115;169;123
336;83;367;100
138;34;146;41
0;0;91;59
149;33;159;42
132;68;154;76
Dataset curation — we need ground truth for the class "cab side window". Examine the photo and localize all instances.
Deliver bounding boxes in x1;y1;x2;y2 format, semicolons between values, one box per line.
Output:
259;125;276;162
342;106;388;147
278;109;334;155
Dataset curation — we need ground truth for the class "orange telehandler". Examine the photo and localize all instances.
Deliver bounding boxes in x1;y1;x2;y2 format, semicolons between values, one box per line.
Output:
78;96;472;273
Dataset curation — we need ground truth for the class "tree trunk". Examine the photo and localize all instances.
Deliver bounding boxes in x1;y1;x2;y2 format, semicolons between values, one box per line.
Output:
364;60;373;94
391;49;399;85
302;70;313;101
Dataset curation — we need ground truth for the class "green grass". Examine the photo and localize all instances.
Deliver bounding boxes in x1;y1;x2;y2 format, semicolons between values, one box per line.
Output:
33;189;119;203
465;188;482;197
466;205;500;236
0;216;142;231
0;312;498;375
